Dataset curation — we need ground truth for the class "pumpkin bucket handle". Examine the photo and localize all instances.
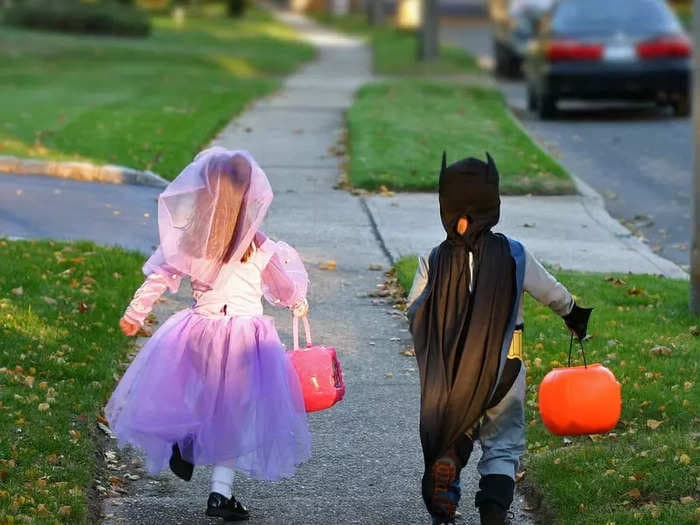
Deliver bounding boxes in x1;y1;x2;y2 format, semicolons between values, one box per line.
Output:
567;333;588;368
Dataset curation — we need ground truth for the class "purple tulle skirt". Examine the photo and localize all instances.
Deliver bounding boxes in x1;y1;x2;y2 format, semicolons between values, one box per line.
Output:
106;310;311;480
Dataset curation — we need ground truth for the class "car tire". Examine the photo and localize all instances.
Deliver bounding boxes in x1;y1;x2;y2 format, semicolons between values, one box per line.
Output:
672;96;691;118
538;93;557;119
505;55;522;79
527;86;538;111
494;40;507;77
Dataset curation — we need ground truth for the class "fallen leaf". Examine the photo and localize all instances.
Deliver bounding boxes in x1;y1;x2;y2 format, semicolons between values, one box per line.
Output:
136;327;152;337
11;287;23;296
36;504;50;518
678;453;691;465
385;373;393;379
98;422;116;439
628;287;645;296
515;471;526;482
78;301;89;313
649;346;672;357
627;488;642;500
646;419;662;430
58;506;72;517
368;264;384;271
42;296;57;305
37;403;50;411
319;260;337;271
680;496;694;505
400;348;416;357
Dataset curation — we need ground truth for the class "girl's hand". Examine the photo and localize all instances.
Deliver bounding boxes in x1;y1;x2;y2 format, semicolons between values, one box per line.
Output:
119;317;140;337
291;299;309;318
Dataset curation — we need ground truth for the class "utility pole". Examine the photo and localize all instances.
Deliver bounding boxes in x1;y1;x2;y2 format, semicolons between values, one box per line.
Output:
419;0;439;61
368;0;385;25
693;0;700;315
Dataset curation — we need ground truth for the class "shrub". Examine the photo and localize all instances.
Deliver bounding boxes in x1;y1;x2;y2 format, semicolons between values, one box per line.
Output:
4;0;151;37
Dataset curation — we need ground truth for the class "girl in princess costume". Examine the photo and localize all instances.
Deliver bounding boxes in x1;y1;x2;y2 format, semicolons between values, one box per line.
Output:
106;147;312;521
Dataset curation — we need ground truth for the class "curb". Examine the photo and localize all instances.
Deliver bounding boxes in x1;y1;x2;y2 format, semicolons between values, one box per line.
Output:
0;155;169;189
570;173;688;279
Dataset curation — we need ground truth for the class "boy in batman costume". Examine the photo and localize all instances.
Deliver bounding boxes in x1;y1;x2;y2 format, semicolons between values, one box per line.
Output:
407;152;592;525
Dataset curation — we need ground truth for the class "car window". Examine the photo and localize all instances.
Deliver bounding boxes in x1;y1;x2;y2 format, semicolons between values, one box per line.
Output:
551;0;682;36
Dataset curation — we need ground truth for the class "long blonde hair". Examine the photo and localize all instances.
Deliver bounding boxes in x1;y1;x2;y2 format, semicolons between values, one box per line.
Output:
184;154;253;263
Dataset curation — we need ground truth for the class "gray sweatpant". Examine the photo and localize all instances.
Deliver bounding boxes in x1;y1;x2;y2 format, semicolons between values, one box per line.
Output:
472;362;526;479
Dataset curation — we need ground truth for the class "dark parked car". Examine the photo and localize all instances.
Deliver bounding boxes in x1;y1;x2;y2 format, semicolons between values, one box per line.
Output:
490;0;553;77
524;0;692;118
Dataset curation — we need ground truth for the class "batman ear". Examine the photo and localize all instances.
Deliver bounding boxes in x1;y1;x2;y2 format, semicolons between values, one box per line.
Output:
486;152;498;182
441;151;447;173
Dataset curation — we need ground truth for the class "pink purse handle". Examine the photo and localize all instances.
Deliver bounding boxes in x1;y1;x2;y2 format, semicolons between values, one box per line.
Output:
292;315;313;350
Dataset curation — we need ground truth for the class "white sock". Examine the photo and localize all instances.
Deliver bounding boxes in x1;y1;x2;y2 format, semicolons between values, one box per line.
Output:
211;465;235;500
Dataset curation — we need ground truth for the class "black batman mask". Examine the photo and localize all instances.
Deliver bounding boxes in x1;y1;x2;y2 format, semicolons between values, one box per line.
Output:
438;151;501;249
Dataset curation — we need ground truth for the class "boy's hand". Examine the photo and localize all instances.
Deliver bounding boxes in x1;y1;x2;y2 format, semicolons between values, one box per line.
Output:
563;303;593;341
119;317;140;337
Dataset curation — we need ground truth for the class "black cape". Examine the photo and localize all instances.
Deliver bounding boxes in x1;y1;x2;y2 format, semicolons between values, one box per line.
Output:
408;153;517;468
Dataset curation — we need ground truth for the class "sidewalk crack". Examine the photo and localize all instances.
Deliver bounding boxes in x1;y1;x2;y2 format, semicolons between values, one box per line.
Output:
360;197;394;265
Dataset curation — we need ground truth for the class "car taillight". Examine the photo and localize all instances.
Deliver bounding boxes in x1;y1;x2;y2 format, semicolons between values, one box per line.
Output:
636;35;691;59
546;39;603;62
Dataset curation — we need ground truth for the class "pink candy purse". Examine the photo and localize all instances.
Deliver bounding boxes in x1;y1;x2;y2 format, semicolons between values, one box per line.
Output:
289;316;345;413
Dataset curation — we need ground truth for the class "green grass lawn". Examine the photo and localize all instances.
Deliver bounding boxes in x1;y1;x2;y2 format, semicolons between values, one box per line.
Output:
0;8;314;179
394;256;699;524
311;13;478;76
348;81;575;194
0;239;145;523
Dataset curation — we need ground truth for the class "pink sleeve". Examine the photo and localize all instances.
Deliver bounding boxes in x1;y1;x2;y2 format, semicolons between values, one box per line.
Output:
123;247;184;326
142;246;184;293
260;239;309;308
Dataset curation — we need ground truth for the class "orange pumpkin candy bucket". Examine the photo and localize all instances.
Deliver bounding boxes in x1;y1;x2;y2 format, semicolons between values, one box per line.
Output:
538;336;622;436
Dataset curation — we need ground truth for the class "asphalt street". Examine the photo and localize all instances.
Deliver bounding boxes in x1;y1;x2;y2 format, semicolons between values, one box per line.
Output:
442;22;693;268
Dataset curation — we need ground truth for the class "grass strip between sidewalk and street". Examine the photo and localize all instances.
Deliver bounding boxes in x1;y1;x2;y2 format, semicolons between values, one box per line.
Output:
311;13;479;76
348;81;575;194
0;6;314;180
394;256;699;524
0;239;145;523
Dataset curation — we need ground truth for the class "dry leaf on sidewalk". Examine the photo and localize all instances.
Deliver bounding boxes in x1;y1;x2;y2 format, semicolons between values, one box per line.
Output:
319;260;337;271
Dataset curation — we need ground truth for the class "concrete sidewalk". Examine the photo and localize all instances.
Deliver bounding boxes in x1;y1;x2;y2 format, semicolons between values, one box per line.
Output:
365;176;687;278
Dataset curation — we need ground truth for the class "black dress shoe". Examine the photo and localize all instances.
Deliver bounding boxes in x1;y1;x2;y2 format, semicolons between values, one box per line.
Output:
206;492;250;521
169;443;194;481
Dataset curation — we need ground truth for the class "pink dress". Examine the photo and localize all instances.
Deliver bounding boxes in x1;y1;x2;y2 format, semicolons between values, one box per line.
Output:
105;233;311;481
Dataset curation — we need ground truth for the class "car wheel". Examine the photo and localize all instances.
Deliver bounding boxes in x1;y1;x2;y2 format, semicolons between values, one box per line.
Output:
672;96;691;118
493;41;508;77
505;55;522;79
538;93;557;119
527;85;538;111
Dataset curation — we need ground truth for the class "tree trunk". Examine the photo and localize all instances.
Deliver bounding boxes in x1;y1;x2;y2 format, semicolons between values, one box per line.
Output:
227;0;246;17
418;0;439;61
368;0;385;25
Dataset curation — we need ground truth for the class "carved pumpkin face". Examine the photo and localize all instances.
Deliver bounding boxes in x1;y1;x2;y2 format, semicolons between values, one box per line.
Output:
538;363;622;436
